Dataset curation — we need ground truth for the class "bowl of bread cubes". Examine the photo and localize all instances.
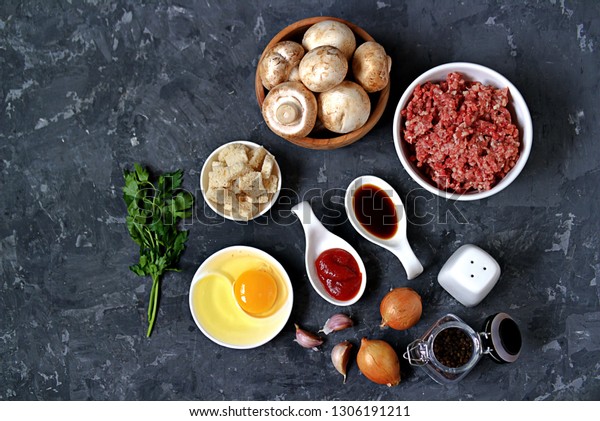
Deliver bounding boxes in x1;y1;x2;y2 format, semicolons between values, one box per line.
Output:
201;141;281;221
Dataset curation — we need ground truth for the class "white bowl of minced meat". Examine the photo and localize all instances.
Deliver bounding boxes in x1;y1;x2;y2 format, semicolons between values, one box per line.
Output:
393;62;533;201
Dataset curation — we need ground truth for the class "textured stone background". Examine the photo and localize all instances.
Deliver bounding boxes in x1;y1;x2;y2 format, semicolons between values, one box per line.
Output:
1;0;599;400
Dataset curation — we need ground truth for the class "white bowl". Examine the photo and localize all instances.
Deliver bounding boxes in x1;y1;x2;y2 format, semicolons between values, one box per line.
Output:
393;62;533;201
189;245;294;349
292;201;367;306
344;175;424;280
200;140;282;220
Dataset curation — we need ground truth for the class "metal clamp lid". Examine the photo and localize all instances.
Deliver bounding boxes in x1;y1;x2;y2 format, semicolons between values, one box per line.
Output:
403;339;429;366
480;312;522;364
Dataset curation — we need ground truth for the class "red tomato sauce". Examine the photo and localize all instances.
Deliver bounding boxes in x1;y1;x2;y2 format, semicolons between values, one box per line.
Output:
315;248;362;301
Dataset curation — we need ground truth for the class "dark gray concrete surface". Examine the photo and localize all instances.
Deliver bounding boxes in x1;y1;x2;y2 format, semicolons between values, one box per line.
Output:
1;0;599;400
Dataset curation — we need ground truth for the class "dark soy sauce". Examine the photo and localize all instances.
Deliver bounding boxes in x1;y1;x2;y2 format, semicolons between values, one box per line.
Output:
352;184;398;239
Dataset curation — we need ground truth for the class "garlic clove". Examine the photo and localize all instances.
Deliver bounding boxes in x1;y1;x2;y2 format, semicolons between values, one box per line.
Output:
294;324;323;351
331;340;353;383
320;313;354;335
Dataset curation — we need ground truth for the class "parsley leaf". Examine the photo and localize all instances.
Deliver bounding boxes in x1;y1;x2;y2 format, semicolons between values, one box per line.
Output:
122;164;194;337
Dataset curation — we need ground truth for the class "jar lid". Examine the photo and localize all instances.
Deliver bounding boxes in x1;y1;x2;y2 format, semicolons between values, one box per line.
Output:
481;312;522;363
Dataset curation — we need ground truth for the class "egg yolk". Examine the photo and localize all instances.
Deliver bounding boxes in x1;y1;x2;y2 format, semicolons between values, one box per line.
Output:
233;270;278;316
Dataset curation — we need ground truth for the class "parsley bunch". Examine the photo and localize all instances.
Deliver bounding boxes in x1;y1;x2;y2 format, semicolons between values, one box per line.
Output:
122;164;194;337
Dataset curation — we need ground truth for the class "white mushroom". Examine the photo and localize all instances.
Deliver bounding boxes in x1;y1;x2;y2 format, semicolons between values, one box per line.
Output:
318;81;371;134
302;20;356;60
288;65;301;82
262;81;318;140
299;46;348;92
259;41;305;90
352;41;392;93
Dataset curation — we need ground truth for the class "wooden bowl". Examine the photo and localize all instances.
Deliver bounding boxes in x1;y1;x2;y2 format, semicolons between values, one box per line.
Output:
255;16;390;150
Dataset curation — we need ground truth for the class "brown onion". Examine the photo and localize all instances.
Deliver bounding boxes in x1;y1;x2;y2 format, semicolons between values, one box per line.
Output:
379;287;422;330
356;338;400;386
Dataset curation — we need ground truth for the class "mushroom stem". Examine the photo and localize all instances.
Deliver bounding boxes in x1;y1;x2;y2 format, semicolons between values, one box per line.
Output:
276;101;301;125
261;81;317;141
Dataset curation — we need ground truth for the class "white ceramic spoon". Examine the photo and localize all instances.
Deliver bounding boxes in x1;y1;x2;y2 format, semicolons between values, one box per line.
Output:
291;201;367;306
344;175;424;280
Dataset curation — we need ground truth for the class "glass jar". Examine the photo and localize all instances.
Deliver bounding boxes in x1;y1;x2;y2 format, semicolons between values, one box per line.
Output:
403;313;522;384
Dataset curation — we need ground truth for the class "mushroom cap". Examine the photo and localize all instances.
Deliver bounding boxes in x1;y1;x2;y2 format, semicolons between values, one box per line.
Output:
302;20;356;60
318;81;371;134
299;46;348;93
262;81;318;140
259;41;305;90
288;65;301;82
352;41;391;93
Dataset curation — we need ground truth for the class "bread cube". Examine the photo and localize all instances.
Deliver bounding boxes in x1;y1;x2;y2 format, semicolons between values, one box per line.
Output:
238;200;257;219
238;172;264;197
226;162;252;183
261;154;275;179
249;146;268;170
208;166;230;188
263;175;279;194
256;194;270;204
219;144;249;167
223;190;234;213
205;186;223;204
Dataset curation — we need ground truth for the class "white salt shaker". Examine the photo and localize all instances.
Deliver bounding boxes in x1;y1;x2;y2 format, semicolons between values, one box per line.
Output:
437;244;501;307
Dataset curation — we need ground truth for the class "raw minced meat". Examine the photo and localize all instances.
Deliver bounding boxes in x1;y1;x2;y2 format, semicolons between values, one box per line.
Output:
401;72;520;193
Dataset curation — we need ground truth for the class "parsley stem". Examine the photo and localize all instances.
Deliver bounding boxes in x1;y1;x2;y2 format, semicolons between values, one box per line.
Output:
147;275;156;320
147;274;160;337
144;226;156;251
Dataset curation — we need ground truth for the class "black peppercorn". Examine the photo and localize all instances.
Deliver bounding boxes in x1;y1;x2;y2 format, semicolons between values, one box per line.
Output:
432;327;473;368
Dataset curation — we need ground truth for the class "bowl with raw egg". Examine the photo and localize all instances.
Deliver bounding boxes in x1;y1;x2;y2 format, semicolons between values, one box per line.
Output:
189;245;293;349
